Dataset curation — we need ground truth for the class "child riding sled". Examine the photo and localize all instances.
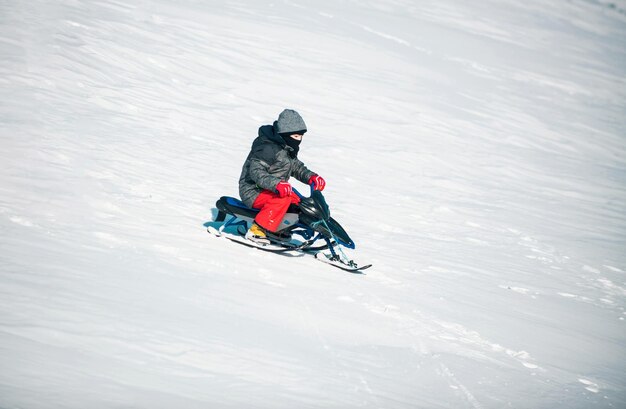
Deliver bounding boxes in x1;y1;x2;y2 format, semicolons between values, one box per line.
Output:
238;109;326;244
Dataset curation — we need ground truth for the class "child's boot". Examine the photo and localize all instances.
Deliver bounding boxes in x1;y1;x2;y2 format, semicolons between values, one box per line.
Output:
245;222;270;245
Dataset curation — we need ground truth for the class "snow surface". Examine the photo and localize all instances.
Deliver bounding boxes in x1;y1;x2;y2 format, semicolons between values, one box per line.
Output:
1;0;625;408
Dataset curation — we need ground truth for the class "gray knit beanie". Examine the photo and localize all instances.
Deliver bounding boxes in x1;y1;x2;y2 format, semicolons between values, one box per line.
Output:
275;109;307;135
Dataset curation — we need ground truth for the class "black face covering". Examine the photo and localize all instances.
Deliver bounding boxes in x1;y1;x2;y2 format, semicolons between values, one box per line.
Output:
281;134;301;157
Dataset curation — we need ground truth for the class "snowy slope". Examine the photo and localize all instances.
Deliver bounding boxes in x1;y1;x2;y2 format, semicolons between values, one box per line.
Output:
1;0;625;408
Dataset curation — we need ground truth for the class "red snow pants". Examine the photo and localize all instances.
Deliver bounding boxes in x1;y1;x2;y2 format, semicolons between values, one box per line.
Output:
252;190;301;232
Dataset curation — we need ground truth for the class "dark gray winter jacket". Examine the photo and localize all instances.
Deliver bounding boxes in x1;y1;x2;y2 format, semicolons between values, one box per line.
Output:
239;123;316;207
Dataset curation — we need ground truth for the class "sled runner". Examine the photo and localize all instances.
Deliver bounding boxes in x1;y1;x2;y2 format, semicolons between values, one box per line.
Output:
207;186;371;273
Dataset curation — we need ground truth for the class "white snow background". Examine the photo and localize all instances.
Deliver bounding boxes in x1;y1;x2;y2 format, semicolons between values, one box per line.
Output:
1;0;625;408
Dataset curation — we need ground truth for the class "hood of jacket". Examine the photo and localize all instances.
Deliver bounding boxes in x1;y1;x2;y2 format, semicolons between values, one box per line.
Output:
259;123;284;144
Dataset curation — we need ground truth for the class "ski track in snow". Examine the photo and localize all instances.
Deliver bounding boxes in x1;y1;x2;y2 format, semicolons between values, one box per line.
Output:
1;0;625;408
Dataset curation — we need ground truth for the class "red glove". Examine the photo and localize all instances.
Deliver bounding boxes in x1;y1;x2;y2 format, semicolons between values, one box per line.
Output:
276;181;292;197
308;175;326;191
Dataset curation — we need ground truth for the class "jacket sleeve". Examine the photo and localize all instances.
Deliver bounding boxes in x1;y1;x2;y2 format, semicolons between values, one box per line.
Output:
247;142;284;191
292;158;316;184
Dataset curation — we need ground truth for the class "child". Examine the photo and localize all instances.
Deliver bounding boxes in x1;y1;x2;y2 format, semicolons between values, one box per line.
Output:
238;109;326;244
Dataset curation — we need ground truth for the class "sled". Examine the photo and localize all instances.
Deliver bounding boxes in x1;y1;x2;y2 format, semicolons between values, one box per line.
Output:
207;186;371;273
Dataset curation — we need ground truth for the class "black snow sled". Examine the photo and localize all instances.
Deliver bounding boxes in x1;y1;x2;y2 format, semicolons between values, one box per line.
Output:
207;186;371;272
